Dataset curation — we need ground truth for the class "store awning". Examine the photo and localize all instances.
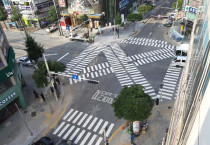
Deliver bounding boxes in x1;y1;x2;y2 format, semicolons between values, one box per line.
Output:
88;14;103;19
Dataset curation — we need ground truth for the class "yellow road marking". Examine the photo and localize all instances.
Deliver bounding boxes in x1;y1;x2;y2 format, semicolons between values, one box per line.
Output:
108;121;128;143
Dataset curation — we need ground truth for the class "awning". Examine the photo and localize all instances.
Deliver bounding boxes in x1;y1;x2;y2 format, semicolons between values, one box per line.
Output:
88;14;103;19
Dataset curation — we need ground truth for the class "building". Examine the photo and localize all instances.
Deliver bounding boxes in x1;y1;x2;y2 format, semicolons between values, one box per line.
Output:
0;24;26;124
2;0;59;28
165;0;210;144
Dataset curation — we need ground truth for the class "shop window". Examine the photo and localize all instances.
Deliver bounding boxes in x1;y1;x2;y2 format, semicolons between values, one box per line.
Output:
0;79;13;95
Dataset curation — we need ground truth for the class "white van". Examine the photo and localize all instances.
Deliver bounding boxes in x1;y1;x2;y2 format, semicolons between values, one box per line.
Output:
175;44;189;57
171;56;187;67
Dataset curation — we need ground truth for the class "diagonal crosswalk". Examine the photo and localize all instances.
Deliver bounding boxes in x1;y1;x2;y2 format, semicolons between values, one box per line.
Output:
52;109;114;145
152;62;182;101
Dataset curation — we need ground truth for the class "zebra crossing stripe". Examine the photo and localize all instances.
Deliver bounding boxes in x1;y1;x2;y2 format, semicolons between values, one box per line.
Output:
58;124;70;137
91;66;94;71
77;114;88;126
134;62;139;66
98;64;102;69
82;115;93;128
69;78;73;85
96;137;103;145
93;119;103;132
106;68;111;73
102;63;106;68
91;72;94;78
88;117;98;130
63;109;74;120
74;129;86;144
86;73;90;78
83;68;86;73
105;62;109;67
94;65;98;70
106;123;114;137
103;69;107;75
80;132;91;145
53;122;65;135
95;72;99;77
87;134;97;145
99;121;109;134
72;112;83;123
63;126;75;139
67;110;79;122
69;128;80;140
87;67;90;72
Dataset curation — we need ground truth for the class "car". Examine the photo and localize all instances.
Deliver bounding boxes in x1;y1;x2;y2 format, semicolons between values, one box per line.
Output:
163;22;172;27
16;56;34;66
46;22;58;32
58;140;74;145
33;136;54;145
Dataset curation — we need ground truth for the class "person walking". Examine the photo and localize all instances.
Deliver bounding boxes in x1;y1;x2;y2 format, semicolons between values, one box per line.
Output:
40;93;45;102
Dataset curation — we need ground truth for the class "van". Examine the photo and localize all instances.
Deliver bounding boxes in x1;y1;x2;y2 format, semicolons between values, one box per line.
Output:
175;44;189;57
171;56;186;67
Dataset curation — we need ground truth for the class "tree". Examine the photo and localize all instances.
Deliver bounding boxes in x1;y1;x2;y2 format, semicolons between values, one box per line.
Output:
32;61;66;88
80;14;89;24
10;5;21;22
112;84;154;122
127;13;142;31
0;7;8;29
172;0;183;11
137;4;154;14
115;12;121;25
48;6;58;23
25;35;43;63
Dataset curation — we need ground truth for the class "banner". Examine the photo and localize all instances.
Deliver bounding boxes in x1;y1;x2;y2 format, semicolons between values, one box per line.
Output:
58;0;66;7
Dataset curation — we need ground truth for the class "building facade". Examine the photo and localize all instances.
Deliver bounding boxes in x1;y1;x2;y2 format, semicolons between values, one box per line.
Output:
165;0;210;144
0;24;26;124
2;0;59;28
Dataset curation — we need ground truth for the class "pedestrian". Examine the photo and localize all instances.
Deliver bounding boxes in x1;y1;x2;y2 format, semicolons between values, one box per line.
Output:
40;93;45;102
92;36;94;43
131;133;135;144
33;89;39;98
92;33;95;42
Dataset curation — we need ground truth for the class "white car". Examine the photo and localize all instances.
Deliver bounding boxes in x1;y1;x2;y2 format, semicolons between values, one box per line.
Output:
17;56;34;66
46;23;58;33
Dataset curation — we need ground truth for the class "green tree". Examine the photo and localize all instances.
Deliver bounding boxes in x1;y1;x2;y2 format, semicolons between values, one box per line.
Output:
112;84;154;121
80;14;89;24
0;7;8;29
32;61;66;88
115;12;121;25
172;0;183;11
10;5;21;22
25;35;43;63
127;13;142;31
137;4;154;14
48;6;58;23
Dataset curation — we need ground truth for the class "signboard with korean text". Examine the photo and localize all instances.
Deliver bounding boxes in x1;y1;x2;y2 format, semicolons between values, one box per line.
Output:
185;5;198;14
119;0;129;9
58;0;66;7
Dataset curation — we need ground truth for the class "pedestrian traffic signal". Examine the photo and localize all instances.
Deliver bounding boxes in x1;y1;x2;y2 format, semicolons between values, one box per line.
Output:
88;80;99;84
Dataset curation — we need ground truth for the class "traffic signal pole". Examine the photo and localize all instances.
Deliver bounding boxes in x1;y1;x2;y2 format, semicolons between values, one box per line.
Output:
43;53;58;102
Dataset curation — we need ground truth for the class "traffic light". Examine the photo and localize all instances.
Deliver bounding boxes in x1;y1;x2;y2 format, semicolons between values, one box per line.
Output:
88;80;99;84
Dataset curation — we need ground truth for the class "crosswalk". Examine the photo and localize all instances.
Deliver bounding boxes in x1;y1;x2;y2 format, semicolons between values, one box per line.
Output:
152;63;182;101
121;37;176;50
52;109;114;145
128;48;175;66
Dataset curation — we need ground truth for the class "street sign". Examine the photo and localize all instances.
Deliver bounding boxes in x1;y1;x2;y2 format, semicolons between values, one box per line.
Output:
185;5;197;14
72;75;79;80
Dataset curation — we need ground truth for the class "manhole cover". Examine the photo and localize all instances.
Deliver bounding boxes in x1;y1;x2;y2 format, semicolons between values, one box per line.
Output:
31;111;36;117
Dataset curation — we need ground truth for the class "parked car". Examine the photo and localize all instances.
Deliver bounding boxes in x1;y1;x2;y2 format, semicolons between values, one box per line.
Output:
46;22;58;32
163;21;172;27
58;140;74;145
16;56;34;66
33;136;54;145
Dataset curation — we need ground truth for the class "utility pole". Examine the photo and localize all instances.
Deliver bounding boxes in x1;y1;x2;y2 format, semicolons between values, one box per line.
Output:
43;53;59;102
15;103;33;136
52;0;63;36
113;0;116;38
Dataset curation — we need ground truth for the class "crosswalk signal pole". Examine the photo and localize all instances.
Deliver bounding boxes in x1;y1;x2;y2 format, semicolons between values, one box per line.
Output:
160;83;163;102
43;53;58;102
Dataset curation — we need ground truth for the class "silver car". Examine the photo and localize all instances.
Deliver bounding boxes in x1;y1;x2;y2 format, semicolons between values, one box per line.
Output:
16;56;34;66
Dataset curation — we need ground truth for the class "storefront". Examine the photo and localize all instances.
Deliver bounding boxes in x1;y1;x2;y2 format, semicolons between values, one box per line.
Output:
0;24;26;124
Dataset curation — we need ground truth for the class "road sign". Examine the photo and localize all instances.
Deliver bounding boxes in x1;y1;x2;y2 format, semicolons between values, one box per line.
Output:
72;75;79;80
185;5;197;14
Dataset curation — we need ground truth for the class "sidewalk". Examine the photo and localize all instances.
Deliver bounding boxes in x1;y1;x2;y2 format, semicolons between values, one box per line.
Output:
0;67;71;145
109;101;174;145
